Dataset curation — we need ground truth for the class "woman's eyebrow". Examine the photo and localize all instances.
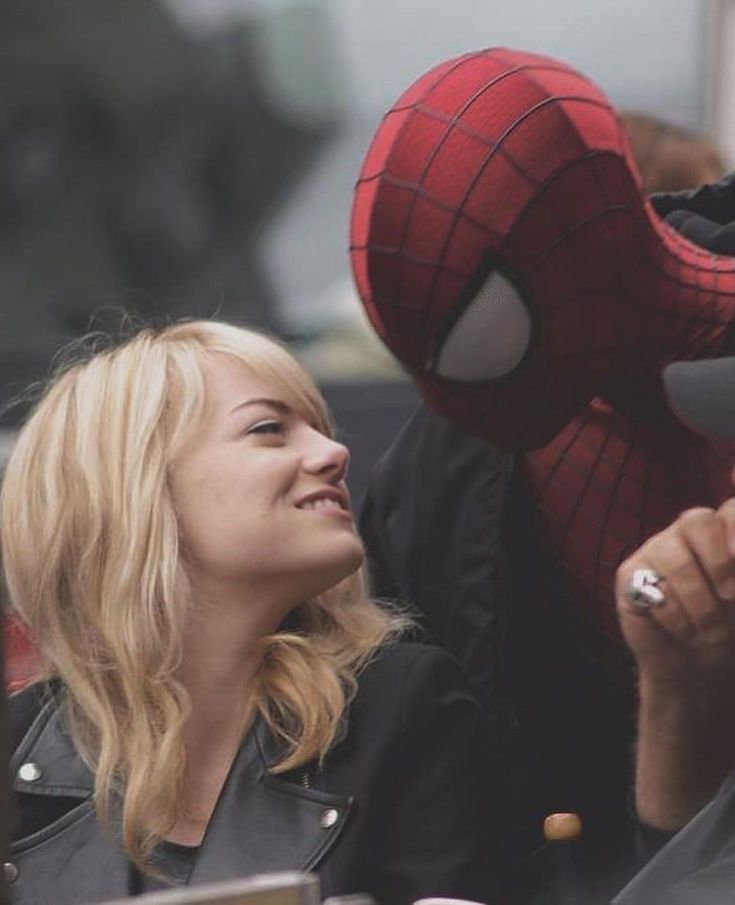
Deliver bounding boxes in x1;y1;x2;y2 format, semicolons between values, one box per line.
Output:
228;397;292;417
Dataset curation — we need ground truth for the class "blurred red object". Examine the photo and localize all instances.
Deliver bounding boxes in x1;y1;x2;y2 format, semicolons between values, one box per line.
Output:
4;614;40;692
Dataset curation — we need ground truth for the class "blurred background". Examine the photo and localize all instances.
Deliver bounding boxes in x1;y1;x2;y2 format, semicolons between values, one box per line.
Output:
1;0;735;501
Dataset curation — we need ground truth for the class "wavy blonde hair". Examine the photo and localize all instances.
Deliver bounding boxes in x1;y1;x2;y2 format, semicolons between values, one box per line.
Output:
1;320;406;872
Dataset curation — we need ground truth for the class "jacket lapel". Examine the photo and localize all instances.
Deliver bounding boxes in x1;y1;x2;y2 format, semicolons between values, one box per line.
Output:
190;719;352;884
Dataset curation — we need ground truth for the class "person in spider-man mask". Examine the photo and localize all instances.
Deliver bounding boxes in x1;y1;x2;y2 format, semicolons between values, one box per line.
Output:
351;47;735;894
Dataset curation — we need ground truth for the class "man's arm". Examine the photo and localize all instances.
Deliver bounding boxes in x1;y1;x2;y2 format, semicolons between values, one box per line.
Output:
635;674;735;830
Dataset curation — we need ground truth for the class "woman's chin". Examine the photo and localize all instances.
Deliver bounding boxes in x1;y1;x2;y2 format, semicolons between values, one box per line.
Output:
313;542;365;596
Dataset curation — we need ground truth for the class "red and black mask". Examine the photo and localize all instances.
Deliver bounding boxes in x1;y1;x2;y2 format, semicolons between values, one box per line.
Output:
351;48;735;450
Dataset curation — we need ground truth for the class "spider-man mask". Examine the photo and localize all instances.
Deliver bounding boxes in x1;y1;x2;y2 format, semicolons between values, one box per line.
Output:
351;48;735;449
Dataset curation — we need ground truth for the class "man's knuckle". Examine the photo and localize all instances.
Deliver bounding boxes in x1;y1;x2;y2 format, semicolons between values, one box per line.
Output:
677;507;716;531
653;533;689;566
713;568;735;602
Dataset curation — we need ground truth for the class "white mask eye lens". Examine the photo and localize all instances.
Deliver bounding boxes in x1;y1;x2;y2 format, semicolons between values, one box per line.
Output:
435;270;532;381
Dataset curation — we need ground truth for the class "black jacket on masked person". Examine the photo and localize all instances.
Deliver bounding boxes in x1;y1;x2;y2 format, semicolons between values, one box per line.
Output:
359;403;638;889
7;642;508;905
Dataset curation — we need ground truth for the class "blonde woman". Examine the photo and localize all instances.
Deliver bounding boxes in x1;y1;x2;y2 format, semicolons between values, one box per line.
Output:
2;321;506;905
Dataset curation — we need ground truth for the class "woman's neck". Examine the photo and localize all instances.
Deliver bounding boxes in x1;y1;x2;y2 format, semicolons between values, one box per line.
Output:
166;593;287;846
178;590;285;733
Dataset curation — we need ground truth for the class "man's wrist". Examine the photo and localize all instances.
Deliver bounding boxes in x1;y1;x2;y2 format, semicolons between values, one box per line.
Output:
635;674;735;830
639;668;735;711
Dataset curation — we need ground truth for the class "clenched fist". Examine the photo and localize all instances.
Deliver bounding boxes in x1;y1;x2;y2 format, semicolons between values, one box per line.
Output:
617;501;735;686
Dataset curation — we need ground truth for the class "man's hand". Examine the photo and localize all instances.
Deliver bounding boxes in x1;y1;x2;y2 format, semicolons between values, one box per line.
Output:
617;501;735;685
617;501;735;830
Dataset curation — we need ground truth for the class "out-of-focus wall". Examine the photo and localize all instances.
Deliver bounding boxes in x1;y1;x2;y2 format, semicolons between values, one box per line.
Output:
331;0;707;128
707;0;735;167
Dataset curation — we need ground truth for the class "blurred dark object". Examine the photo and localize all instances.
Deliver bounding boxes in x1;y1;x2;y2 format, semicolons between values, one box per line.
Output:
522;813;587;905
520;812;639;905
0;615;9;905
0;0;335;423
620;111;726;194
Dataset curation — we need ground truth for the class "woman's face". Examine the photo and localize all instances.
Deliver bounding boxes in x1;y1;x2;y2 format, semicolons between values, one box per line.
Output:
169;355;363;609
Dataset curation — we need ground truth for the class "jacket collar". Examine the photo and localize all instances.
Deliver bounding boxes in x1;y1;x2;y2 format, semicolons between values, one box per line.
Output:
11;691;94;798
11;686;350;797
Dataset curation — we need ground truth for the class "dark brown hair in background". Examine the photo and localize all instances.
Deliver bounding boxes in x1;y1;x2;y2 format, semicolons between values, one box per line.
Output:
620;111;726;194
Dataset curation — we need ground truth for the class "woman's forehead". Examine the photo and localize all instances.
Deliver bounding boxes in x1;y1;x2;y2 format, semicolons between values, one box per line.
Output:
203;356;276;404
200;353;320;424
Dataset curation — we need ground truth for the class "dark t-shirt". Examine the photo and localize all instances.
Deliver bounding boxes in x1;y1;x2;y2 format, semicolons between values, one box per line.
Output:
131;840;199;894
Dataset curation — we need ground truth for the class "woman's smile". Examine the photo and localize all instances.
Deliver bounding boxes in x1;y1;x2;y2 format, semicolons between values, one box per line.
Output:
295;486;353;519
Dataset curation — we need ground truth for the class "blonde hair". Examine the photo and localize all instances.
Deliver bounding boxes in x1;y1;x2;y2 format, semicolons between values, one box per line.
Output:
1;320;406;872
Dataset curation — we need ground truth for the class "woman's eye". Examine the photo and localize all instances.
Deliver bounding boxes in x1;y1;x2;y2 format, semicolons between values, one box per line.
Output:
247;419;284;436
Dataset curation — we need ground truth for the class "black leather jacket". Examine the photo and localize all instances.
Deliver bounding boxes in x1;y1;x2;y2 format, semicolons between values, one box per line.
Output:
8;642;509;905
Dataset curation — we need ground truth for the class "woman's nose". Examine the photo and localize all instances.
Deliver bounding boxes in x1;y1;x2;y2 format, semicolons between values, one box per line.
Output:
303;431;350;481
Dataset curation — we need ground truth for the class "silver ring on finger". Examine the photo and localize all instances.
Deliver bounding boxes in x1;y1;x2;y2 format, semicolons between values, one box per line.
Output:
626;568;666;611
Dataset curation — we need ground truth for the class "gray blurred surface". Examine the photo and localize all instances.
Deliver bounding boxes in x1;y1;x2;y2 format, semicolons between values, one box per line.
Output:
0;0;334;421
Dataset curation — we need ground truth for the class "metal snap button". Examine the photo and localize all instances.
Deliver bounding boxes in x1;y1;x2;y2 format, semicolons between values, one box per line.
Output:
320;808;339;828
17;762;42;783
3;862;18;884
